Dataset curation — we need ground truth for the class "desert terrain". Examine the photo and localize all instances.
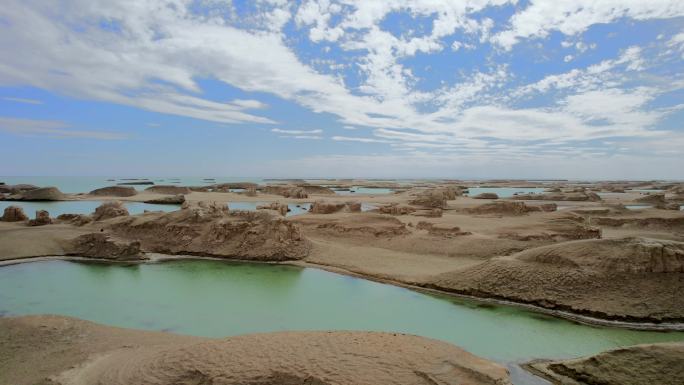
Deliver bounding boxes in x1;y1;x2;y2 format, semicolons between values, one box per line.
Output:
1;178;683;384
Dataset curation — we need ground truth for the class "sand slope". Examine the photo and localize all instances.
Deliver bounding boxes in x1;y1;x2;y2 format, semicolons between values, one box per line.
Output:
0;315;511;385
431;237;684;322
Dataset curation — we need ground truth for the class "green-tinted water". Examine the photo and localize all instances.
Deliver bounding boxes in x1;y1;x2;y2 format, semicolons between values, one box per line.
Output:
1;259;683;382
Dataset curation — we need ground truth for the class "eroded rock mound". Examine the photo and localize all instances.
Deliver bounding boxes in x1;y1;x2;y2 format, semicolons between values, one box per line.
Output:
261;185;309;199
104;203;309;260
473;192;499;199
466;201;536;216
1;205;28;222
257;202;289;216
28;210;52;226
431;237;684;322
0;184;38;194
378;204;416;216
56;213;93;226
294;213;410;238
416;221;470;238
635;193;665;204
93;201;129;221
144;195;185;204
309;201;360;214
89;186;137;197
528;342;684;385
67;233;144;261
144;185;191;195
513;192;601;202
409;188;455;208
7;186;65;201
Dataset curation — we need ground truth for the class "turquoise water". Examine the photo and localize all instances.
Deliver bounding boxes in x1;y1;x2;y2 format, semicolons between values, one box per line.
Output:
466;187;547;198
0;200;179;218
1;260;682;369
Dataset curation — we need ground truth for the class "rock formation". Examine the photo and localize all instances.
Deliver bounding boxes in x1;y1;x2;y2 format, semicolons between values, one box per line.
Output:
309;201;361;214
144;185;191;194
527;342;684;385
92;201;130;221
261;185;309;199
257;202;290;216
103;203;309;261
431;237;684;322
0;184;38;194
1;205;29;222
6;186;65;201
466;201;541;216
472;192;499;199
635;193;666;204
89;186;137;197
378;204;416;215
27;210;52;226
409;188;457;208
416;222;470;238
513;192;601;202
144;195;185;204
67;233;144;261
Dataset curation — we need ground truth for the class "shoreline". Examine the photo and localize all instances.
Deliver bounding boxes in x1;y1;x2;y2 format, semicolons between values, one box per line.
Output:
3;253;683;332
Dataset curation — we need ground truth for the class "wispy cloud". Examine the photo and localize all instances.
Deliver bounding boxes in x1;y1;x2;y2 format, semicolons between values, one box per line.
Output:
272;128;323;135
3;97;43;105
0;117;127;140
332;136;390;143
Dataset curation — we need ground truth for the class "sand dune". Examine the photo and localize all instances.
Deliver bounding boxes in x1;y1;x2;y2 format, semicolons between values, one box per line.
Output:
0;315;512;385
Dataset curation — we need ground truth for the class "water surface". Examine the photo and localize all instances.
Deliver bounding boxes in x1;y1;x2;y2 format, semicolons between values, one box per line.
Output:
1;259;682;368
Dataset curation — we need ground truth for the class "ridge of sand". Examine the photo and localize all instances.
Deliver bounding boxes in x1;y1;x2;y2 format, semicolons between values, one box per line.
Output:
0;315;511;385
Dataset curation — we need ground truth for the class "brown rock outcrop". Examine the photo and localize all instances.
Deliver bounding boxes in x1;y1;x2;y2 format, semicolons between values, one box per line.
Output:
527;342;684;385
0;184;38;194
409;189;451;208
431;237;684;322
92;201;129;221
308;201;360;214
1;205;28;222
257;202;290;216
56;213;93;226
144;195;185;204
416;221;470;238
67;233;144;261
104;204;309;261
466;201;536;216
89;186;138;197
27;210;52;226
144;185;191;194
6;186;65;201
513;192;601;202
635;193;666;204
378;204;416;215
472;192;499;199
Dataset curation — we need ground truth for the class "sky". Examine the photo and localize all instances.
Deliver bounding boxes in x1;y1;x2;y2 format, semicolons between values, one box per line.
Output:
0;0;683;179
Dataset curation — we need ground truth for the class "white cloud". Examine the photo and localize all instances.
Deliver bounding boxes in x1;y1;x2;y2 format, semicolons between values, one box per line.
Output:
492;1;684;49
2;97;43;105
0;117;127;140
332;135;390;143
272;128;323;134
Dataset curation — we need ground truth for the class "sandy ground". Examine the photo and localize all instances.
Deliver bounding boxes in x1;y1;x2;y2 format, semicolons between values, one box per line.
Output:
1;181;683;324
0;315;512;385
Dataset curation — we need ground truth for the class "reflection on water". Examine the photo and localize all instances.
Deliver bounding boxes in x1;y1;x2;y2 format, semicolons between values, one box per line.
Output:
1;259;683;371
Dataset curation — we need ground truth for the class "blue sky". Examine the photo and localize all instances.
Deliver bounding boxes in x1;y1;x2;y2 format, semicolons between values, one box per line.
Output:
1;0;683;179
